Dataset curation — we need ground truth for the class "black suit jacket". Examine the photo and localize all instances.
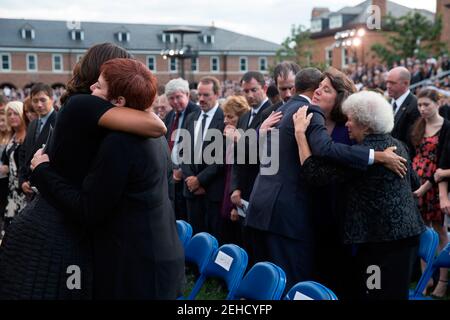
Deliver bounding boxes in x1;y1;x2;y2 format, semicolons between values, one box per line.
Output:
391;92;420;144
164;101;200;144
259;100;283;121
32;133;185;299
246;95;370;241
230;99;271;200
19;110;57;186
180;107;225;202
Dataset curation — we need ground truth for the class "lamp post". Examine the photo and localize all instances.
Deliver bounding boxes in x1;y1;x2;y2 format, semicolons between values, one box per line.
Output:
161;26;201;79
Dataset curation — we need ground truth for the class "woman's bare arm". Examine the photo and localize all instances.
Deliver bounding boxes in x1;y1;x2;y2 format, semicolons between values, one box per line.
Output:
99;107;167;137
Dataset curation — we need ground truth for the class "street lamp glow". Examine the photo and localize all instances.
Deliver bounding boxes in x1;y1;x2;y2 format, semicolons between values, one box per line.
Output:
169;49;175;56
353;38;362;46
357;28;366;37
346;40;352;46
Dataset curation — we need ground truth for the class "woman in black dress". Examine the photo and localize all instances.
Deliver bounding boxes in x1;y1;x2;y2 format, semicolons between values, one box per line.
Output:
31;58;185;299
0;43;167;299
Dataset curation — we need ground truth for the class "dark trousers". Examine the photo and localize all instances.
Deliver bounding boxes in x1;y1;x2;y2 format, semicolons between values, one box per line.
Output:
347;236;420;300
173;181;187;221
249;227;314;292
186;196;221;240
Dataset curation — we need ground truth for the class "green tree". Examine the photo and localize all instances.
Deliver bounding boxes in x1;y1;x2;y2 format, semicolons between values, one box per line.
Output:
274;25;314;67
371;12;446;66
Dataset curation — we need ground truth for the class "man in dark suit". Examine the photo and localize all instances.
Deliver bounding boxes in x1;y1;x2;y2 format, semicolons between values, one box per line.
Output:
246;68;398;290
19;83;56;201
261;61;301;118
180;76;224;239
164;78;200;220
386;67;420;144
230;71;272;207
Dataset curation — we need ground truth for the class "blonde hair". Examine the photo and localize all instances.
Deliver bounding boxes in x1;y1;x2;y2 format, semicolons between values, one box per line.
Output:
5;101;26;142
222;95;250;118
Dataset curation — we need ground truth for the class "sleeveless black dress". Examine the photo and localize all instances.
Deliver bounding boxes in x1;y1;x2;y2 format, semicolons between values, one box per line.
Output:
0;94;113;299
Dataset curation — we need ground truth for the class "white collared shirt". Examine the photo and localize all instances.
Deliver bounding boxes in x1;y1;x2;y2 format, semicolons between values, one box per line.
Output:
248;97;269;125
298;94;312;104
392;90;410;116
194;103;219;145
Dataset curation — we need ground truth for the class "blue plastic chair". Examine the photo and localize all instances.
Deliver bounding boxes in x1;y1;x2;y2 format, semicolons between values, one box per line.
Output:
176;220;193;249
285;281;338;300
409;227;439;299
187;244;248;300
233;262;287;300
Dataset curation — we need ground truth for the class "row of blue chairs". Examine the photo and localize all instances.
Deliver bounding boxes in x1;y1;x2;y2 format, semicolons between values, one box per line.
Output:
410;227;450;300
176;220;338;300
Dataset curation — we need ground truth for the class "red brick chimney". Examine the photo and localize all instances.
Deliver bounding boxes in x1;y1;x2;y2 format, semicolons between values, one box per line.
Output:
371;0;387;17
311;7;330;19
436;0;450;49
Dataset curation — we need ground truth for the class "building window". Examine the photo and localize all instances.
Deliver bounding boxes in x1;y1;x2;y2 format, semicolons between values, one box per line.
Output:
203;34;214;44
76;54;84;62
117;32;130;42
210;56;219;72
342;47;352;67
239;57;248;72
1;54;11;71
27;54;38;71
71;30;84;41
329;15;343;29
21;28;35;40
147;56;156;71
169;57;177;72
162;33;175;43
259;57;267;72
310;19;323;33
52;54;63;72
325;48;333;66
191;57;198;72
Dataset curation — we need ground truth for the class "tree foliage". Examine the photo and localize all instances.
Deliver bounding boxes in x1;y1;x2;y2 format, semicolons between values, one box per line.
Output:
371;12;446;66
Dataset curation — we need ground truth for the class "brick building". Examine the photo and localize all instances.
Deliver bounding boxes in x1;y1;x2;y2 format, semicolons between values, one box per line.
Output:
0;18;281;89
309;0;440;69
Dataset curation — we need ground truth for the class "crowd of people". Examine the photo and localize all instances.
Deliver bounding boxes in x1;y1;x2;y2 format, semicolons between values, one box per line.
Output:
0;42;449;300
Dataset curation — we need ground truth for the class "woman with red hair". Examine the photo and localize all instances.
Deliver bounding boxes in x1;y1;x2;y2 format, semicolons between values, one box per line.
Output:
30;58;184;299
0;43;168;300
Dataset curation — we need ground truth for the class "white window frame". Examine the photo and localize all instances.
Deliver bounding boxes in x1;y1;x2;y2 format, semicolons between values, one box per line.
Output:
310;19;323;33
329;15;343;29
162;33;175;43
21;29;35;40
26;53;38;71
239;57;248;73
203;34;215;44
259;57;268;72
169;57;177;72
210;56;220;72
1;53;11;72
147;55;156;72
52;54;63;72
117;32;130;42
341;47;350;68
325;47;333;66
191;57;199;72
76;54;84;62
71;30;84;41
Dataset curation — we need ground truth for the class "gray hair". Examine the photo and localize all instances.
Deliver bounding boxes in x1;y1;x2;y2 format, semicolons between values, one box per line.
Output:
165;78;190;96
342;91;394;134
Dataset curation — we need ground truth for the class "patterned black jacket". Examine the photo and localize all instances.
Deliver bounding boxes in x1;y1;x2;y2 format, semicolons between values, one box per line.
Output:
302;134;425;244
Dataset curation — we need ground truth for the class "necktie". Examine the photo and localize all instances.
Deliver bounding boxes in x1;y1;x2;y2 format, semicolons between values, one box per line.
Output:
35;119;43;141
200;113;208;141
168;112;180;151
194;113;208;163
392;101;398;113
248;111;257;126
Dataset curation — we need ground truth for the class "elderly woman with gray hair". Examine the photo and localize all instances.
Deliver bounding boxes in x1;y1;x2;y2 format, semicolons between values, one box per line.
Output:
293;90;425;300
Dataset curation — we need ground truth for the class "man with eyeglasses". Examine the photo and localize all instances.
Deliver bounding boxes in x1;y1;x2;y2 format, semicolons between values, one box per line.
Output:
19;83;56;201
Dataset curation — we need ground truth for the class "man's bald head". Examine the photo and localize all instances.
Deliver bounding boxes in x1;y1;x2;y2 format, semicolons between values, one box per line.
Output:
386;67;411;99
